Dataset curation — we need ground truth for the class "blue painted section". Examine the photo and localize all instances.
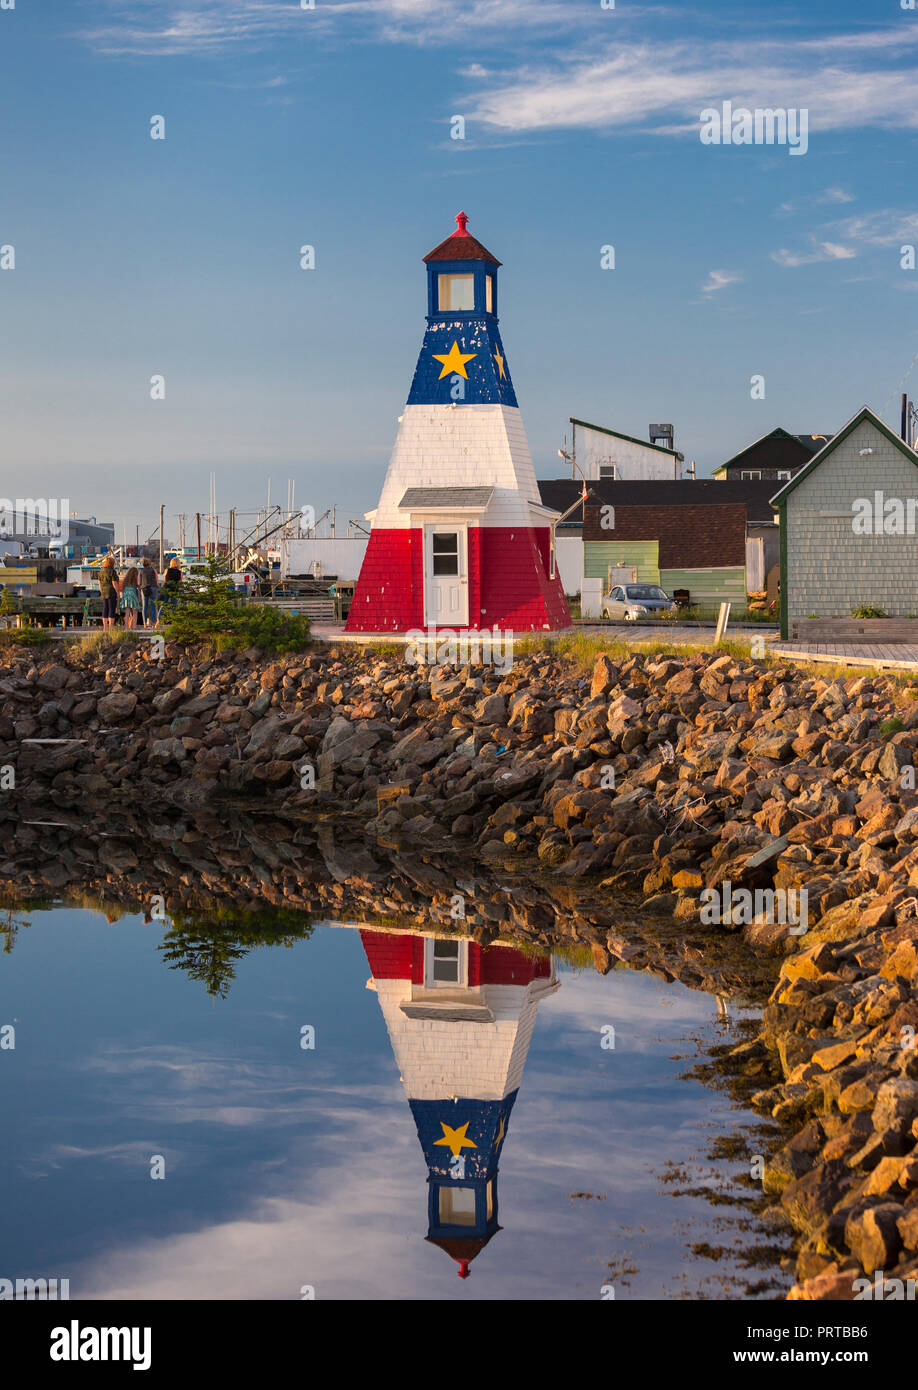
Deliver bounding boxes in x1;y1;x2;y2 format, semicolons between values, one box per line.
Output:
407;250;517;406
409;1092;518;1181
412;1094;517;1242
407;319;517;407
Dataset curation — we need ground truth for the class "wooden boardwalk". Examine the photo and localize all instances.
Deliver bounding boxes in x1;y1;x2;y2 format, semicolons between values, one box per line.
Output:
769;641;918;671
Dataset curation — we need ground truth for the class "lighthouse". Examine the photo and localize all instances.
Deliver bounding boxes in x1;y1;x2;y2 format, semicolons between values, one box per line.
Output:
345;213;571;634
361;928;559;1277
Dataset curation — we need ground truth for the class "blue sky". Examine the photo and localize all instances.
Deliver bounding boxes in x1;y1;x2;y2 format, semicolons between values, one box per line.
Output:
2;0;918;538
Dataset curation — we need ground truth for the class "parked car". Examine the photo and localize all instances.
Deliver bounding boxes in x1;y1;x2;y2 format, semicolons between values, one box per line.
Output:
601;583;677;620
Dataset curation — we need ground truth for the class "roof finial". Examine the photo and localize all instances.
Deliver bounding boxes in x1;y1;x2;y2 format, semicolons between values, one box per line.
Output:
454;210;469;235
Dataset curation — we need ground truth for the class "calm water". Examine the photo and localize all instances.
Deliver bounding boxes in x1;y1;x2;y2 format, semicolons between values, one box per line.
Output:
1;904;787;1300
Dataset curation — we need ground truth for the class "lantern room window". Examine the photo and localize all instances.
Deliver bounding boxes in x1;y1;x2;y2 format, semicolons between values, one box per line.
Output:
439;1186;477;1226
485;274;494;313
438;273;475;311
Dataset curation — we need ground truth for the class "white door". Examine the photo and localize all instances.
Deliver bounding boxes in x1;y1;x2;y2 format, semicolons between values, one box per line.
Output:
424;523;468;626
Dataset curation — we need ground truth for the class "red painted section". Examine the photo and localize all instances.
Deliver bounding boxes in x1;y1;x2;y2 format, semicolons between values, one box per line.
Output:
361;931;550;987
345;528;424;633
478;527;570;631
411;936;425;984
346;524;570;634
479;944;551;985
360;931;415;980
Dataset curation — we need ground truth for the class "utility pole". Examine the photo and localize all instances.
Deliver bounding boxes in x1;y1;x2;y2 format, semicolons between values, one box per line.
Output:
159;504;164;572
196;512;201;562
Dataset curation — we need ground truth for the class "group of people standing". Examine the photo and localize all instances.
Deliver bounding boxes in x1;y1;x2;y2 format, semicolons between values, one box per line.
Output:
97;555;183;631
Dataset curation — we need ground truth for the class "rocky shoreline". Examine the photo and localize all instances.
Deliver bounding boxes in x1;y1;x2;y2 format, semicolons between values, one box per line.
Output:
3;636;918;1298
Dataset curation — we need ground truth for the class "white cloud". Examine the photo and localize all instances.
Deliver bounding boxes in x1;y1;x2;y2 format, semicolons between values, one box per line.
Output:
76;0;918;167
820;241;857;259
702;269;743;295
773;210;918;267
820;186;855;204
771;242;855;268
467;31;918;137
833;209;918;248
80;0;578;56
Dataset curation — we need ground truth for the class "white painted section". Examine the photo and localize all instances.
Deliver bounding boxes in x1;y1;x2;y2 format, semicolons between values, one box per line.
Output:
745;535;764;592
281;537;368;580
581;576;604;618
576;423;682;481
373;976;557;1101
554;536;583;597
372;404;553;531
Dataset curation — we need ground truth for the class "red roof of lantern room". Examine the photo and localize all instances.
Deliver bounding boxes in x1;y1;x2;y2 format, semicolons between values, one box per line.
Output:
423;211;501;266
426;1233;497;1277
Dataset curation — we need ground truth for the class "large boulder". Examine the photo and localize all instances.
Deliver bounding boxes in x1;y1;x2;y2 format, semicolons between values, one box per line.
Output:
97;691;137;723
845;1203;904;1275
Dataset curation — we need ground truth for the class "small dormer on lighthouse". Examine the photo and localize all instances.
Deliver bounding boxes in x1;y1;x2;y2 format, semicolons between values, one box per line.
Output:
345;213;571;634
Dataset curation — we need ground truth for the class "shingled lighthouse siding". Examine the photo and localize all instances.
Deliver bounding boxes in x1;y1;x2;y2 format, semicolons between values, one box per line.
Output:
345;214;571;633
771;406;918;639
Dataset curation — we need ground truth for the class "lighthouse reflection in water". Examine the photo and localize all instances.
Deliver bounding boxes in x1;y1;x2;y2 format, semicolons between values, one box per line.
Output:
361;928;558;1278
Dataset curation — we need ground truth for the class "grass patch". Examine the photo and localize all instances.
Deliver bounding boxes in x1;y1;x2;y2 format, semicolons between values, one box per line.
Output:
0;627;52;648
514;630;772;671
71;629;144;656
851;603;889;619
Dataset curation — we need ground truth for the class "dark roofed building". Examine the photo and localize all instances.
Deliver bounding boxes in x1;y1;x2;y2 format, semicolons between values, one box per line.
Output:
538;477;780;528
713;427;833;481
537;478;777;610
582;500;747;568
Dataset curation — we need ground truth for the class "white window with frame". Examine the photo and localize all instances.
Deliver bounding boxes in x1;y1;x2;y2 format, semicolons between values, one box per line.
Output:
424;937;468;988
776;469;791;480
438;273;475;311
740;469;761;480
598;463;616;479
